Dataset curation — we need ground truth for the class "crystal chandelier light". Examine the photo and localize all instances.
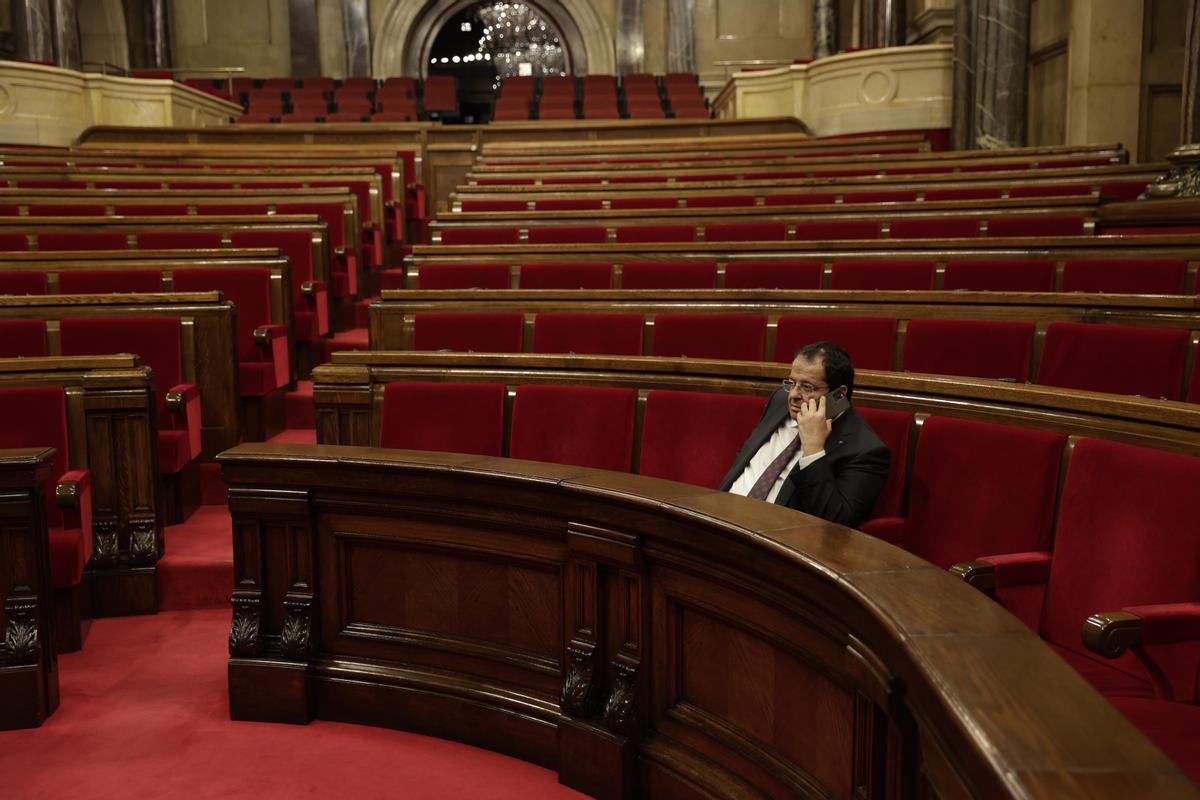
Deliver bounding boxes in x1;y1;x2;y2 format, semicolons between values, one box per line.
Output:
475;3;566;81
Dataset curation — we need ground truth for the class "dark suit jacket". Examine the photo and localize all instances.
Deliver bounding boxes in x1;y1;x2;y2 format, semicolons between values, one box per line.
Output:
718;389;890;528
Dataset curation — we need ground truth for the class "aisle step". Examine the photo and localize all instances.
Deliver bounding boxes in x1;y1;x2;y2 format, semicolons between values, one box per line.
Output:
285;380;316;428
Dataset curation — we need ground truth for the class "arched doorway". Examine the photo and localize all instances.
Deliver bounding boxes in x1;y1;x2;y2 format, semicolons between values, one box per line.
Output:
373;0;616;81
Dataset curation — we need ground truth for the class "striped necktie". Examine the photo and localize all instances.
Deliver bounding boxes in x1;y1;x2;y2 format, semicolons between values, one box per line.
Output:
747;436;801;500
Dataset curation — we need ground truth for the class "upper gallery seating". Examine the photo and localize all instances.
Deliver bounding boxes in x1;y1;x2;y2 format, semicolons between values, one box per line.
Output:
490;73;710;121
228;75;452;123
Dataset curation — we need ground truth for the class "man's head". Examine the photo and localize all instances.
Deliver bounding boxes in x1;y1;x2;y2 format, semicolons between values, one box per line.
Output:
786;341;854;419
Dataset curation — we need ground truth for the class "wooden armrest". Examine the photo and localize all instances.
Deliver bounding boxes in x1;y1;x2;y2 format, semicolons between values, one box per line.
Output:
253;325;286;347
1082;612;1143;658
165;383;200;412
949;560;995;591
55;469;90;509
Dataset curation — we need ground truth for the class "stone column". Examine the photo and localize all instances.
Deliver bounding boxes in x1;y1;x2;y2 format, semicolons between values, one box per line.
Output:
953;0;1030;150
288;0;321;78
616;0;645;74
666;0;695;73
12;0;54;63
146;0;171;69
813;0;838;59
860;0;905;48
342;0;370;77
1183;0;1200;145
50;0;80;69
951;0;977;150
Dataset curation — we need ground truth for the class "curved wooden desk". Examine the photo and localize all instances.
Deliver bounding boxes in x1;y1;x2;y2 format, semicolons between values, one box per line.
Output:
219;444;1198;799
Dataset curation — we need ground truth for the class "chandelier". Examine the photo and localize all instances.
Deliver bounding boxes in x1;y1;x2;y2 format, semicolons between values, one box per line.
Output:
475;3;566;81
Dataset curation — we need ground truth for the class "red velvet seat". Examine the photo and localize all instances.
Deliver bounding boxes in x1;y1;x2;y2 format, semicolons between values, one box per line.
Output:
621;261;716;289
229;230;328;340
639;390;766;488
901;416;1065;567
723;260;822;290
136;231;223;250
0;233;29;251
1061;258;1187;295
0;319;48;357
275;201;356;296
27;204;105;217
460;200;527;212
535;199;605;212
922;187;1004;202
532;312;644;356
519;262;612;289
763;193;837;206
509;384;637;471
686;195;756;209
0;387;92;589
1037;322;1188;400
527;226;607;245
889;218;980;239
378;381;505;456
651;314;767;361
543;177;603;186
843;189;918;204
59;316;200;473
36;232;128;251
942;259;1056;292
986;215;1086;237
792;220;880;240
1108;697;1200;784
173;269;290;396
115;203;188;217
704;222;788;242
412;312;524;353
614;225;696;243
1008;183;1092;198
58;269;162;294
0;270;48;295
855;407;913;541
418;263;510;289
774;316;897;370
902;319;1035;382
609;197;678;210
441;227;521;245
829;260;935;290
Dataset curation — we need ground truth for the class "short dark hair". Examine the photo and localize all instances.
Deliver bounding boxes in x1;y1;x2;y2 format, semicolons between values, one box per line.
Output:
795;341;855;395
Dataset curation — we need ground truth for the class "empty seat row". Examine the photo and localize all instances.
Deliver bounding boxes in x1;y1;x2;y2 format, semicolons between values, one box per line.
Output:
399;257;1196;295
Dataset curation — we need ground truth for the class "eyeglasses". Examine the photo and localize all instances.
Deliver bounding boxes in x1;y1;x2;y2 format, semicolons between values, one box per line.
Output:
781;378;826;394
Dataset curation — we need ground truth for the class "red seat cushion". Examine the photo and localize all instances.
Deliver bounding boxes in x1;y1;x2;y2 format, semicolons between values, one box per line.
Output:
651;314;766;361
59;316;184;422
527;226;607;245
58;268;162;294
904;416;1065;568
774;316;897;370
172;268;278;367
49;526;87;589
1061;259;1187;295
942;259;1055;292
418;263;510;289
1037;322;1188;400
510;384;637;471
27;203;105;217
0;270;48;295
459;200;527;212
1008;183;1092;198
704;222;788;242
855;407;912;521
686;195;756;209
763;193;837;207
724;260;822;290
844;189;919;203
986;215;1085;237
902;319;1035;382
621;261;716;289
922;187;1003;202
792;220;880;240
441;227;521;245
0;387;70;525
614;225;696;243
532;312;644;356
639;390;767;488
136;231;224;250
379;381;505;456
0;319;48;357
519;262;612;289
412;312;524;353
889;218;980;239
158;429;193;474
609;197;678;210
37;232;128;251
1108;697;1200;784
830;260;935;290
535;198;604;211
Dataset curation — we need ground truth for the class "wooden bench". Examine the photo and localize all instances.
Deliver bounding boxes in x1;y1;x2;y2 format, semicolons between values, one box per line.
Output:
0;355;160;618
218;438;1198;799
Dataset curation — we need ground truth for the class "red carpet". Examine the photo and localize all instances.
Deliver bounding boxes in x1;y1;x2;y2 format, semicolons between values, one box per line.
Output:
158;506;233;611
0;609;584;800
320;327;370;359
284;380;315;428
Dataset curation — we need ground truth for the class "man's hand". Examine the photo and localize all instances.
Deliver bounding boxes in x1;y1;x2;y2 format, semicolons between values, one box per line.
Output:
797;394;833;456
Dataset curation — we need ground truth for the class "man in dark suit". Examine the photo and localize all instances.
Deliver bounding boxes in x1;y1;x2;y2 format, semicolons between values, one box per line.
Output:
719;341;889;528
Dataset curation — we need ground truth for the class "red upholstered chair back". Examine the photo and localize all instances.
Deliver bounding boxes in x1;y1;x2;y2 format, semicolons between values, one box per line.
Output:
1040;438;1200;703
27;204;105;217
686;195;756;209
902;319;1035;382
418;263;510;289
412;312;524;353
829;260;935;291
0;319;48;357
196;203;269;216
639;390;767;488
0;386;70;524
854;407;912;520
136;231;224;250
793;220;880;240
923;187;1003;201
0;270;48;295
1009;183;1092;198
172;268;273;360
59;316;183;420
441;227;520;245
942;259;1055;292
987;215;1085;237
724;260;822;289
614;225;695;243
1061;259;1187;295
115;203;188;216
37;232;127;251
526;226;607;245
610;197;677;210
58;269;162;294
535;199;605;211
460;200;526;212
774;316;897;370
904;416;1065;569
519;262;612;289
510;384;637;471
763;193;836;206
532;312;644;356
704;222;788;242
228;230;315;285
844;189;919;203
889;218;979;239
379;381;505;456
651;314;767;361
621;260;716;289
1037;322;1189;400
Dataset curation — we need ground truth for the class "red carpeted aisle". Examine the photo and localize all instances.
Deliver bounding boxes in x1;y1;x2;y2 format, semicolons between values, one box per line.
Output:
0;609;585;800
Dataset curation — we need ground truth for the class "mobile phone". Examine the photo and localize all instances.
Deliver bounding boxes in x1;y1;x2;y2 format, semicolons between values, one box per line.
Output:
824;387;851;419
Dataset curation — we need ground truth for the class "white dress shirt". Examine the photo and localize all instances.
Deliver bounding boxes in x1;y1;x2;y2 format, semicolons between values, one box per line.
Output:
728;416;827;503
